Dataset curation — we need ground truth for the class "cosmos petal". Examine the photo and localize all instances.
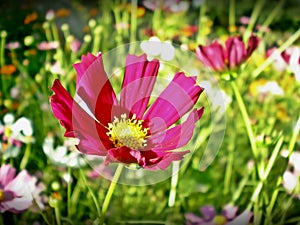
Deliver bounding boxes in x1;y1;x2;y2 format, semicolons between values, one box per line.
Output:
74;52;118;120
144;72;203;134
196;42;226;71
149;108;204;151
105;146;139;165
120;54;160;118
50;79;109;155
145;150;190;170
50;79;75;137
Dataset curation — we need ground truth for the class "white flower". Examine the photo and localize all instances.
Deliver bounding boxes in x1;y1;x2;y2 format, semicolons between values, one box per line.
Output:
140;36;175;61
287;47;300;83
256;81;284;96
43;134;86;168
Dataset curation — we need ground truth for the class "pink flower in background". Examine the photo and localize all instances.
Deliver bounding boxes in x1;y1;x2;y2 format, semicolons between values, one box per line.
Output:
281;150;300;199
143;0;189;13
196;35;259;72
0;164;34;213
185;205;252;225
267;46;300;82
50;53;204;170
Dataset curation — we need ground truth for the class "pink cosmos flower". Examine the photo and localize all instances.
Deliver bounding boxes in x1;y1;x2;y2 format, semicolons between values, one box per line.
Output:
143;0;189;13
266;46;300;82
196;35;260;72
0;164;34;213
50;53;204;170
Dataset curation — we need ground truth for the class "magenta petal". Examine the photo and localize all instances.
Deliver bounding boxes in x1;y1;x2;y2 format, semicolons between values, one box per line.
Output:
149;108;204;151
185;213;204;224
50;79;75;137
196;42;226;71
74;52;117;117
51;79;109;155
225;36;246;69
120;54;160;118
144;72;203;134
105;146;139;165
145;150;190;170
245;35;260;59
0;165;16;187
201;205;216;221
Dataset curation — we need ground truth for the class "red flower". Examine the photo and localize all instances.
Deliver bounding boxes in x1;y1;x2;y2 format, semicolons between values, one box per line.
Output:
50;53;204;170
196;35;259;72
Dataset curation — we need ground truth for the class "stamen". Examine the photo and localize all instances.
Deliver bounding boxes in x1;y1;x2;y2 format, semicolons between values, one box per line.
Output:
106;114;149;150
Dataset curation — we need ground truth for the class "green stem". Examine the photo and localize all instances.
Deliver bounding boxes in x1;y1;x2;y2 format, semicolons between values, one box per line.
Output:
152;9;162;38
247;136;284;209
92;26;102;54
54;203;61;225
230;81;260;174
20;143;31;170
231;164;253;204
39;211;51;225
0;31;7;106
129;0;137;54
0;31;7;67
196;2;207;44
253;28;300;78
243;0;266;42
228;0;235;33
100;164;124;225
264;176;282;225
257;0;285;37
288;116;300;155
67;167;71;218
224;142;235;196
79;168;101;219
168;161;180;207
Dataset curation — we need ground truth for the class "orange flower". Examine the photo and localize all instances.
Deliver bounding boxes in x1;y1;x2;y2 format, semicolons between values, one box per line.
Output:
56;8;71;18
180;25;198;37
24;12;38;25
0;64;17;75
89;8;98;17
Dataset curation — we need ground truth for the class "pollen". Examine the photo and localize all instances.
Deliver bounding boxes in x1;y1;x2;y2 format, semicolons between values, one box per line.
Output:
0;190;4;202
106;114;149;150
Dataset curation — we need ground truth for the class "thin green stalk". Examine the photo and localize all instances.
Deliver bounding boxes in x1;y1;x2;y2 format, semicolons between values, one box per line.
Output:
0;31;7;67
79;168;101;219
257;0;285;37
230;81;261;176
100;164;124;225
243;0;266;42
196;2;207;44
231;164;253;204
129;0;137;54
20;143;31;170
288;116;300;155
224;144;235;196
0;214;3;225
264;176;282;225
152;9;162;37
0;31;7;105
39;211;51;225
92;26;102;54
228;0;235;33
168;161;180;207
253;28;300;78
247;136;284;209
54;203;61;225
67;167;71;218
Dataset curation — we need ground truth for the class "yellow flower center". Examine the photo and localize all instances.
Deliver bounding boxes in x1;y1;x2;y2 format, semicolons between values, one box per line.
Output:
212;215;227;225
106;114;149;150
0;190;4;202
